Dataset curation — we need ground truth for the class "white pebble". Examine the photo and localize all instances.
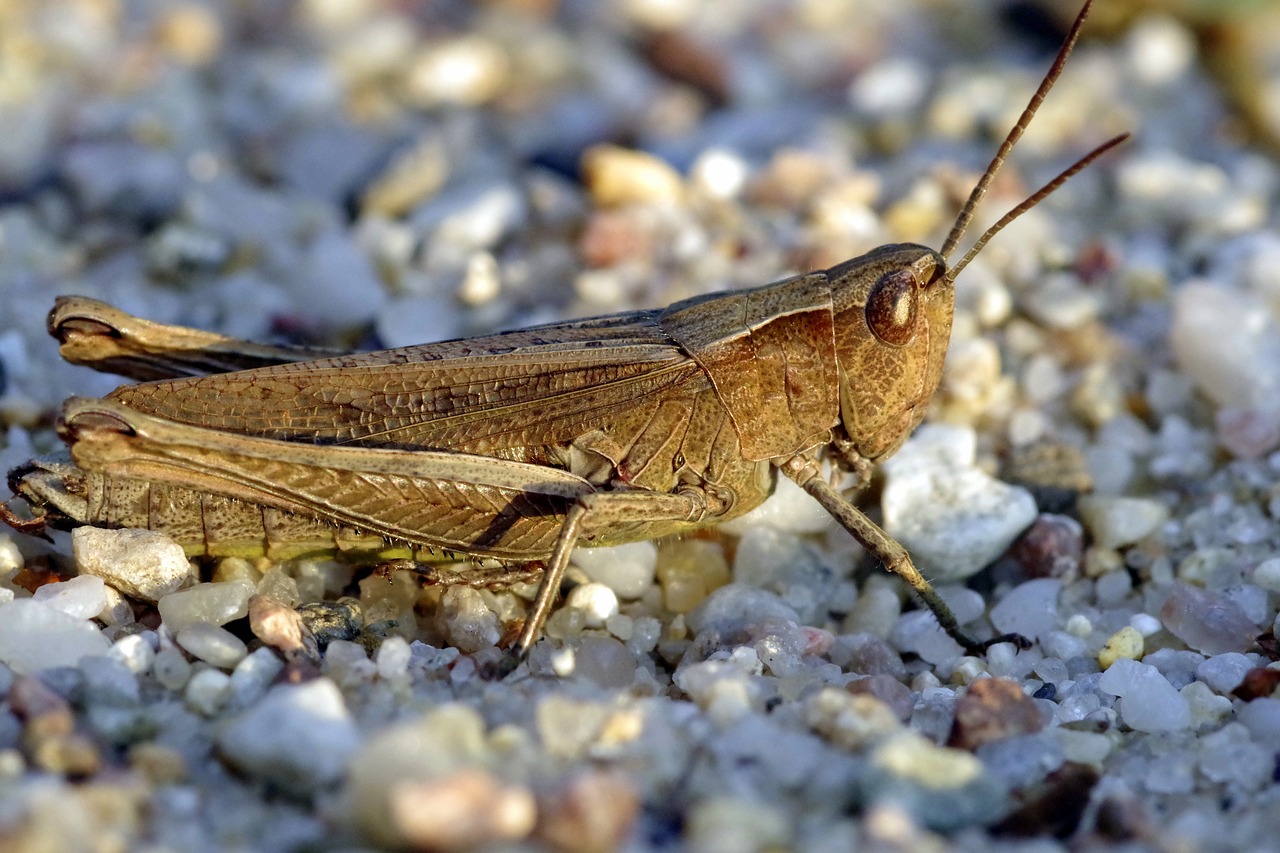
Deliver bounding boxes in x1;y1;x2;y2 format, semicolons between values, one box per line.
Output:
1170;282;1280;410
1098;658;1191;732
158;579;256;635
1065;614;1093;637
153;647;192;691
0;599;111;674
564;583;619;628
882;425;1037;580
1195;653;1254;694
227;647;285;710
1254;557;1280;592
376;636;413;680
32;575;107;619
1182;681;1232;729
185;667;232;716
176;623;248;669
990;579;1062;643
1237;698;1280;749
74;527;192;602
217;679;362;794
1129;613;1162;637
720;474;834;536
441;587;500;653
572;541;658;599
109;633;156;675
1078;496;1169;549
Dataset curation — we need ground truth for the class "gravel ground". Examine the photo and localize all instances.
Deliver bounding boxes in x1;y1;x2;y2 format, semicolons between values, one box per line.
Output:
2;1;1280;851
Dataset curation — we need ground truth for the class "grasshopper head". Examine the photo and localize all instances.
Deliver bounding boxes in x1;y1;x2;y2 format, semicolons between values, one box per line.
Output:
827;244;951;462
3;456;95;533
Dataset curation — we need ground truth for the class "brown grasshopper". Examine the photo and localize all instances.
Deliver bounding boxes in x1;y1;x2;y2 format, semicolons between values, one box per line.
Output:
2;0;1123;658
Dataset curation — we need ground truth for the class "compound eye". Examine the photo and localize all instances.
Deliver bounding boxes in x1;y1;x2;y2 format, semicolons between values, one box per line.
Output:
865;269;919;346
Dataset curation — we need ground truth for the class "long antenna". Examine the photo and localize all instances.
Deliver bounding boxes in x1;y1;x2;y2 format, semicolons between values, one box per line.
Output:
938;0;1097;262
944;132;1128;285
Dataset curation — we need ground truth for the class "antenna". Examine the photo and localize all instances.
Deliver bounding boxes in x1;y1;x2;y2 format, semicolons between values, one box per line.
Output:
937;0;1119;270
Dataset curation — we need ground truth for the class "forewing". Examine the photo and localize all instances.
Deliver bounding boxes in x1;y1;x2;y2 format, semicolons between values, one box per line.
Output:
106;310;708;452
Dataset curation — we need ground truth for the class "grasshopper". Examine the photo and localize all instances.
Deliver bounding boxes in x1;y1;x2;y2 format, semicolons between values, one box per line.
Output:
2;0;1123;658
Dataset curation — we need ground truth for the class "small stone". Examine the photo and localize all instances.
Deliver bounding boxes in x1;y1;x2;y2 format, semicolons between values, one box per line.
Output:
217;679;361;794
391;768;535;850
1008;514;1084;580
807;688;903;750
175;623;248;669
1098;658;1192;732
686;797;789;853
872;731;984;788
1252;557;1280;592
1159;583;1256;655
0;600;111;674
572;541;658;599
108;634;155;676
296;598;362;647
563;583;619;629
152;647;192;691
249;595;313;658
184;668;232;716
882;424;1037;580
685;585;799;637
1215;406;1280;460
1170;282;1280;410
402;36;510;107
442;587;500;653
1196;653;1254;694
949;678;1045;750
581;144;683;208
1077;496;1169;549
536;770;639;853
73;527;191;602
846;676;915;722
157;580;255;635
1098;626;1144;669
1237;698;1280;747
32;575;107;619
657;540;731;614
1182;681;1232;728
990;579;1062;643
227;648;285;710
375;636;412;680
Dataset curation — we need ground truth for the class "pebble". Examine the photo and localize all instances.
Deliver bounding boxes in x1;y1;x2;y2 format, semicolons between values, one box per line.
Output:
1077;496;1170;549
1159;583;1256;656
720;469;838;536
572;541;658;599
184;668;232;716
73;528;191;602
535;770;639;853
990;579;1062;644
1170;282;1280;410
152;647;192;691
216;680;361;795
32;575;107;619
175;623;248;669
1098;626;1144;669
581;144;683;207
157;580;256;635
108;634;156;676
882;425;1037;580
391;769;536;850
249;595;312;658
441;587;500;653
949;678;1046;750
657;539;731;614
1098;659;1192;733
1009;514;1084;580
1195;653;1255;694
0;600;111;674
